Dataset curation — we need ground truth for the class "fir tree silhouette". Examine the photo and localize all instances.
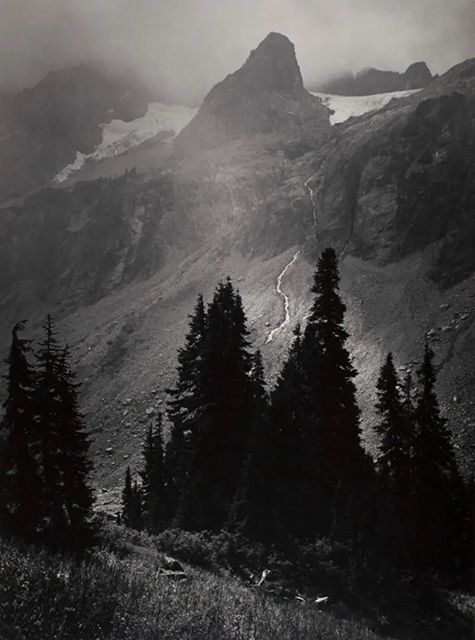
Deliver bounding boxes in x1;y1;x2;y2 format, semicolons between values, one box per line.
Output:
301;248;373;538
0;322;42;538
140;412;166;532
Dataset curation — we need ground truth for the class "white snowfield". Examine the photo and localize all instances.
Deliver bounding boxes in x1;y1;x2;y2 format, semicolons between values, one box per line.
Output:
54;102;197;183
54;90;421;183
311;89;421;125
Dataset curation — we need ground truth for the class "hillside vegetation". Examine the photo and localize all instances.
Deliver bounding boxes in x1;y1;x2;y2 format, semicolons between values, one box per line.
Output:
1;523;473;640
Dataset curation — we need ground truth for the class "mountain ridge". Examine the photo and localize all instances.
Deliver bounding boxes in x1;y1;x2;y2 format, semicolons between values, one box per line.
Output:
1;35;474;487
314;61;434;96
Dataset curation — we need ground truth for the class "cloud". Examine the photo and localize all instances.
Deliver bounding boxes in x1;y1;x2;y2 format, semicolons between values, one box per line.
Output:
0;0;473;102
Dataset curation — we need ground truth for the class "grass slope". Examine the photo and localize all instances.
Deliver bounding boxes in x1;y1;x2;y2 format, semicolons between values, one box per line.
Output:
0;523;473;640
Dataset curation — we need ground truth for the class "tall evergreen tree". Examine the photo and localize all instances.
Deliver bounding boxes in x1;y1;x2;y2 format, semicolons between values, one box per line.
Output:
140;412;166;532
375;353;414;478
300;248;373;538
121;466;143;530
167;280;257;531
191;279;255;530
265;325;309;540
34;316;94;546
166;294;207;527
55;346;95;543
228;349;269;538
373;353;416;566
411;340;464;575
34;315;66;542
0;322;42;538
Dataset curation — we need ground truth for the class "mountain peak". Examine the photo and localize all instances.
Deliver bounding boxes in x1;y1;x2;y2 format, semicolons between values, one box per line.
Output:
176;33;329;150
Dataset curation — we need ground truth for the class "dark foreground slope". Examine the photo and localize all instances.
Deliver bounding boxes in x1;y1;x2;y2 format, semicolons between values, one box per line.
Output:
1;524;473;640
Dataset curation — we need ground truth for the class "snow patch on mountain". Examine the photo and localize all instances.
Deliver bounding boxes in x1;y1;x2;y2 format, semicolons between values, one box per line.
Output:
311;89;421;125
54;102;197;183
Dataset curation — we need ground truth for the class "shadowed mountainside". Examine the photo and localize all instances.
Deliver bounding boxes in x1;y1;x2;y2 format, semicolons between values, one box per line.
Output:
0;36;474;491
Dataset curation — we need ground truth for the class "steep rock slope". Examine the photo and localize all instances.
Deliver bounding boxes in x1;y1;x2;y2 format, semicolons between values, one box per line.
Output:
306;58;475;287
1;37;474;490
0;65;151;202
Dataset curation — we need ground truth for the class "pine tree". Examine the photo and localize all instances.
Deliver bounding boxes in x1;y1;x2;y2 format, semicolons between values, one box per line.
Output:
34;315;66;542
301;248;373;538
34;316;94;546
191;279;255;530
56;346;95;544
373;353;416;566
375;353;414;478
265;325;309;540
0;322;42;538
140;413;166;532
411;340;464;575
166;294;207;527
228;350;269;537
121;466;134;528
166;280;256;531
121;466;143;530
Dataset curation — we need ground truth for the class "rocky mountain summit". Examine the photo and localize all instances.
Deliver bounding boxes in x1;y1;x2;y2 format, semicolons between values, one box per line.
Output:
315;61;434;96
0;35;474;487
176;33;330;151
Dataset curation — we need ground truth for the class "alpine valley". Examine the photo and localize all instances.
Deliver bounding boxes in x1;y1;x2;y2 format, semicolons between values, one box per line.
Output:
1;32;474;507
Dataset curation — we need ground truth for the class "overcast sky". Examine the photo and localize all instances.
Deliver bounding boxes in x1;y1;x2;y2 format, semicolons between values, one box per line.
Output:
1;0;474;102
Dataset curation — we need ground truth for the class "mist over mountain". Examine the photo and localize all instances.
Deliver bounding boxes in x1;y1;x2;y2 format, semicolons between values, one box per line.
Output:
1;0;474;104
313;61;435;96
1;27;475;496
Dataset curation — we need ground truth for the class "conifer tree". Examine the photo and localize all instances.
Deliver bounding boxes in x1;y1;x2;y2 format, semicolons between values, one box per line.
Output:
34;316;94;546
55;346;94;543
121;466;143;530
140;412;166;532
266;325;309;539
375;353;414;479
166;294;207;526
167;280;257;531
228;350;269;538
301;248;373;538
191;279;255;530
373;353;416;565
166;294;206;521
411;340;464;574
34;315;66;542
121;466;134;527
0;322;42;538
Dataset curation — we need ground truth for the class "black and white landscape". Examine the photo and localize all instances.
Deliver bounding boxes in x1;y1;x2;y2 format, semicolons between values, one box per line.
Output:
0;2;474;638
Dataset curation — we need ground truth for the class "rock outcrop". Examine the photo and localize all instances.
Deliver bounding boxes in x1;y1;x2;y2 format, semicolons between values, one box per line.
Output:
0;65;151;202
308;58;475;288
176;32;330;151
315;61;434;96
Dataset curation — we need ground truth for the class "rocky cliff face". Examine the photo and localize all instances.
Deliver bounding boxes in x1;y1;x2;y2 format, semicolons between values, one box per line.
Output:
0;65;151;202
315;62;434;96
307;59;475;288
0;36;474;491
176;33;330;151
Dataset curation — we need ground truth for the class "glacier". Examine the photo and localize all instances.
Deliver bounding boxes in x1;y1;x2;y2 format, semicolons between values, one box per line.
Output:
54;102;197;183
311;89;421;125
